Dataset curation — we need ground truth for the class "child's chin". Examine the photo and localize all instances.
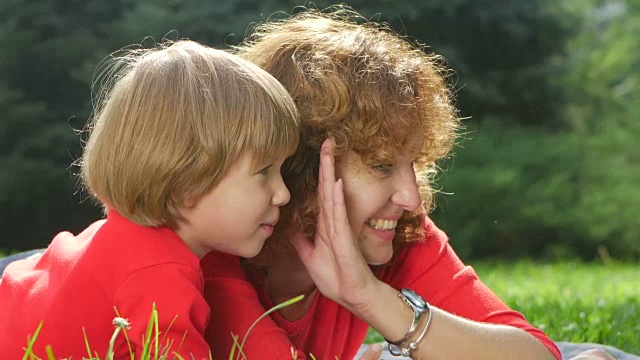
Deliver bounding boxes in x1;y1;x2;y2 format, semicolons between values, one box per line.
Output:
240;245;264;259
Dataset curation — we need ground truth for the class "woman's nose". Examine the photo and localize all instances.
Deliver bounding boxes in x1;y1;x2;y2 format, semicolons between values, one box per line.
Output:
391;167;422;211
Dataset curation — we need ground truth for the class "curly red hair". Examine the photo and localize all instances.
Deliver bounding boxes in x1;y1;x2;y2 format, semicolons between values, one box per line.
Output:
237;6;460;268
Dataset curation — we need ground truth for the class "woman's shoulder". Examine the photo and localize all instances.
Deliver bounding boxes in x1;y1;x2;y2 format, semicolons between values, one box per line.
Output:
399;216;450;258
422;215;448;242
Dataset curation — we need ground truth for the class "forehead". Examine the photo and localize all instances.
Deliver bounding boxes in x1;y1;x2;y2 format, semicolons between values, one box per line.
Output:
246;145;294;167
357;131;424;162
225;151;256;173
348;107;425;153
335;151;368;178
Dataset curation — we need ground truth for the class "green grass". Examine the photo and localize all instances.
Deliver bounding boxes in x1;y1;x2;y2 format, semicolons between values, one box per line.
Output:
23;296;306;360
12;258;640;357
366;261;640;355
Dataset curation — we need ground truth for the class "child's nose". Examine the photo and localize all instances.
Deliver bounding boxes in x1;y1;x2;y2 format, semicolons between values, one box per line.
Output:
271;177;291;206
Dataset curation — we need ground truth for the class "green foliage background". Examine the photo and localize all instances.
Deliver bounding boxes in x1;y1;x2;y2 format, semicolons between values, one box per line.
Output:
1;0;638;260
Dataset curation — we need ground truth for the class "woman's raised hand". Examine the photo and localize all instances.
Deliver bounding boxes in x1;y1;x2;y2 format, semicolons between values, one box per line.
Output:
290;139;380;313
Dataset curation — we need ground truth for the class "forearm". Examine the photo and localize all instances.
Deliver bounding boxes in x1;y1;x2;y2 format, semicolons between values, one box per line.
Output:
414;307;555;360
357;281;556;360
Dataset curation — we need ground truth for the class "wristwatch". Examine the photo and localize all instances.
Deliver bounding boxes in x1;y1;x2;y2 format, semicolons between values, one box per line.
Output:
400;288;428;315
385;288;429;346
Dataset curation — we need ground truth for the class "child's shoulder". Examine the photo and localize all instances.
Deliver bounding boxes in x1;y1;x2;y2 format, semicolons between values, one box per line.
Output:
94;213;201;273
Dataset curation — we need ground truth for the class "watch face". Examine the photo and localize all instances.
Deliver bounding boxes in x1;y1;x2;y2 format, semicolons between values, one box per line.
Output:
401;288;428;310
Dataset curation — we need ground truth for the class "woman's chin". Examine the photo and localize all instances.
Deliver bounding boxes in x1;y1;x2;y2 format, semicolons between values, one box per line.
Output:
363;250;393;266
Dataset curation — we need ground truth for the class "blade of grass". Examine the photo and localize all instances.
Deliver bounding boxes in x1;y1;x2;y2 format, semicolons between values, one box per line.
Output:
22;321;44;360
44;345;55;360
153;305;159;360
106;317;131;360
159;314;180;353
175;328;187;357
140;303;158;360
114;307;134;360
235;295;304;360
82;327;94;359
229;333;243;360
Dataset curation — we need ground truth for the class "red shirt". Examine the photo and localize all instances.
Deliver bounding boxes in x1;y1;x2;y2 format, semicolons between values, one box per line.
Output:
0;211;211;359
202;217;561;360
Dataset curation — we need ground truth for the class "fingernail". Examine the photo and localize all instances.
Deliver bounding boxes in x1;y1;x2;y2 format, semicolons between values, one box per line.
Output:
371;343;382;352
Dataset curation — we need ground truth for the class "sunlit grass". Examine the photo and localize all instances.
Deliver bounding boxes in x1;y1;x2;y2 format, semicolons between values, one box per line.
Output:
366;261;640;354
23;296;306;360
12;257;639;357
476;261;640;354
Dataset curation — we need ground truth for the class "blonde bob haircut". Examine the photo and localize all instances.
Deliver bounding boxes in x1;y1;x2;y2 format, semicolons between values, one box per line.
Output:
236;6;460;258
81;40;299;228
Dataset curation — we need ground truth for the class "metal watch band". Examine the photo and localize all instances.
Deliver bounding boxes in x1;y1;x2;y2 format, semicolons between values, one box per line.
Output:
388;300;433;357
384;288;428;346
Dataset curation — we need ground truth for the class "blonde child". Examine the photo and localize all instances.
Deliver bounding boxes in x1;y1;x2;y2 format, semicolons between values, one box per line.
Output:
0;40;298;359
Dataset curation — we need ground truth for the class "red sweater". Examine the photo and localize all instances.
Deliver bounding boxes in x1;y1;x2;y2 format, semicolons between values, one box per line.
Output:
202;217;561;360
0;211;211;359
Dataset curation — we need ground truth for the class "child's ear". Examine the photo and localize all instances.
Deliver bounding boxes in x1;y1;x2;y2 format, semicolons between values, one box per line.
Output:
182;197;198;208
174;192;198;209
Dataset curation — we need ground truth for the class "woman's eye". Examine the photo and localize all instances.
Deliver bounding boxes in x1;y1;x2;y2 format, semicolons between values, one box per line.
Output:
372;164;393;174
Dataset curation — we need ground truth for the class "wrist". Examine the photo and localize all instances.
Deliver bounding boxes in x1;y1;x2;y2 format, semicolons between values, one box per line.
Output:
351;282;416;345
387;292;433;357
385;289;429;346
344;276;384;318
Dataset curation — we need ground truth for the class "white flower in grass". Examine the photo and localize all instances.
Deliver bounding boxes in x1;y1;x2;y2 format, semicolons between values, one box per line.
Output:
112;317;131;329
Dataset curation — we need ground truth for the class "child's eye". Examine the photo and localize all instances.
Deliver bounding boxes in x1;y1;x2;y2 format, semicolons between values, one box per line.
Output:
372;163;393;174
257;164;272;175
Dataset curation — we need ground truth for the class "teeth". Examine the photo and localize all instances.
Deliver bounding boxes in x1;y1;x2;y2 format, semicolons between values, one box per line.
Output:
368;218;398;231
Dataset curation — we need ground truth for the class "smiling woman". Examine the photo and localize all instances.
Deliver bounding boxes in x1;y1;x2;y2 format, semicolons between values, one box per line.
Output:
1;5;634;360
200;6;558;360
334;150;423;265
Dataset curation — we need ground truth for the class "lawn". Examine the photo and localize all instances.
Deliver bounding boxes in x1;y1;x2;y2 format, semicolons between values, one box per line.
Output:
2;252;638;357
366;261;640;355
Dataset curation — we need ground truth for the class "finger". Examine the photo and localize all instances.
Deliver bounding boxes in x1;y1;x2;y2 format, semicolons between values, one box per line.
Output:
331;178;364;264
320;139;336;237
316;145;325;220
317;141;325;204
315;142;330;239
332;178;351;241
358;343;383;360
320;139;336;189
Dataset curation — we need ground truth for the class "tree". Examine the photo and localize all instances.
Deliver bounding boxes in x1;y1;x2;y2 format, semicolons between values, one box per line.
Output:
284;0;576;127
0;0;120;250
